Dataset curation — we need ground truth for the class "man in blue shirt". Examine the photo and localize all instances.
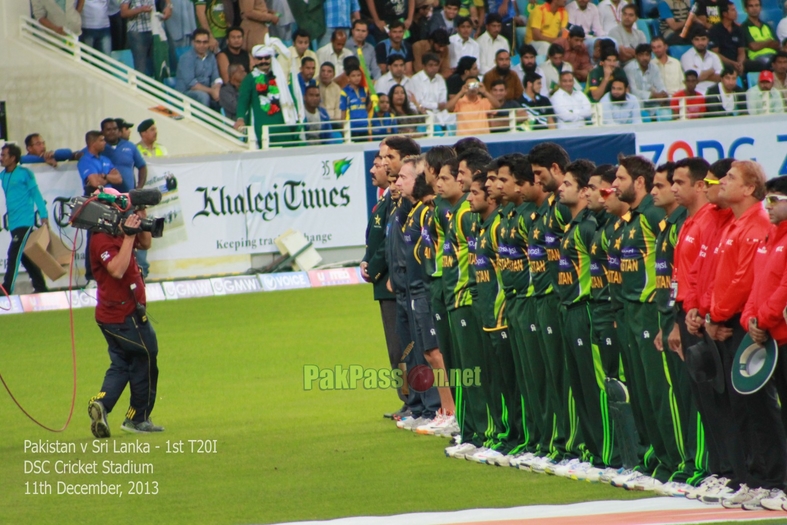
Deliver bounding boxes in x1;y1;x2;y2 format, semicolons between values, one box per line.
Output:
1;143;49;294
340;64;371;137
77;130;125;283
176;27;223;109
100;118;147;193
298;57;318;98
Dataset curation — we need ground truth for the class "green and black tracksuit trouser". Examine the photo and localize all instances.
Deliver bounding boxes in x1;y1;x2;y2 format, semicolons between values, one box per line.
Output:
449;305;488;448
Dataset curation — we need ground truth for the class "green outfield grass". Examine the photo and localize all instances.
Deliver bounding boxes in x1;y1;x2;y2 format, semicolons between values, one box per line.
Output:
3;285;668;524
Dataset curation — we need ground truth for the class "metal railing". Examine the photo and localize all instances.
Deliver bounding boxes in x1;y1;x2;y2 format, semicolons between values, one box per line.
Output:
19;16;251;149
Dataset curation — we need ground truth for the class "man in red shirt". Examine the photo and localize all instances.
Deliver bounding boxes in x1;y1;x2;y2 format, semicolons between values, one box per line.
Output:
670;70;707;118
704;161;785;510
87;210;161;438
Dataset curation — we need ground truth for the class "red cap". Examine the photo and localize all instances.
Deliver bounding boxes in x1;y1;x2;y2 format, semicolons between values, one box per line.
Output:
759;70;774;83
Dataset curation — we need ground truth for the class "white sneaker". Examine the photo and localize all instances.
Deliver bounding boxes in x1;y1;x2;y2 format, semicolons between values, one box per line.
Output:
701;478;734;504
567;462;594;480
623;473;661;491
721;484;752;508
450;443;479;460
432;415;458;436
528;456;554;473
685;475;722;500
396;416;414;429
403;416;431;431
760;488;787;511
545;458;571;475
592;467;623;483
553;458;581;477
473;448;504;464
467;447;491;463
512;452;536;468
490;453;518;467
610;469;637;488
742;488;777;511
655;481;691;497
415;414;446;435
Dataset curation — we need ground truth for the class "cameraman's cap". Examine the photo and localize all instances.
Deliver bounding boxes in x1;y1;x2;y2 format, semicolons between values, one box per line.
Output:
568;25;586;38
115;118;134;129
138;119;155;133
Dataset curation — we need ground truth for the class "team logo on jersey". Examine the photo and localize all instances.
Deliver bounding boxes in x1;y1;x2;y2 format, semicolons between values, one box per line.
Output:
435;314;441;321
577;339;583;346
460;319;467;327
547;327;553;334
101;251;111;261
605;338;612;346
643;331;650;339
530;324;537;331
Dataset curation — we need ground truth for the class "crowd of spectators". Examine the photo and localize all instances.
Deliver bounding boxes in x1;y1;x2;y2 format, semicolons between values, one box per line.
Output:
30;0;787;142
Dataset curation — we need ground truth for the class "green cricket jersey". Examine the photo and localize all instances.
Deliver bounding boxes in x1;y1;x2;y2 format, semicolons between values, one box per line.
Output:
363;191;395;300
606;212;630;310
556;207;598;305
430;195;452;278
498;201;537;299
403;200;433;297
654;206;687;314
620;195;666;304
474;209;507;330
589;210;614;303
442;194;475;311
527;193;571;297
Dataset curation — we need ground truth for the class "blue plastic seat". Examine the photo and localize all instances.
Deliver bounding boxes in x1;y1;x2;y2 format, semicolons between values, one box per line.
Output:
639;0;660;19
748;71;760;88
636;18;655;42
110;49;134;69
668;44;691;58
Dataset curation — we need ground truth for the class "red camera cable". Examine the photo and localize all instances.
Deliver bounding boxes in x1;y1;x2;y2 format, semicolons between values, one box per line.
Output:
0;234;79;432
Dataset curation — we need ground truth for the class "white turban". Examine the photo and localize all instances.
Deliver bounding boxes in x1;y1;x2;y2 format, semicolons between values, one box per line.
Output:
251;45;275;58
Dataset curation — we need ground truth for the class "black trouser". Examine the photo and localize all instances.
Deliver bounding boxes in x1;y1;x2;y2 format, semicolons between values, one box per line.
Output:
379;299;406;403
395;292;440;418
3;226;47;294
720;318;787;490
93;313;159;423
109;12;126;51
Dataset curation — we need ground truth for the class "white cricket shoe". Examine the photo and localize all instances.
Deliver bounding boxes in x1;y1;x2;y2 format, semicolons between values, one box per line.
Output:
759;488;787;511
685;475;722;500
610;469;637;488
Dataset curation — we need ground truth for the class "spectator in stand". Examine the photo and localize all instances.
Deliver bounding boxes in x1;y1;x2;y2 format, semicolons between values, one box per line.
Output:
239;0;278;51
511;71;556;129
449;17;480;69
345;19;381;80
773;51;787;98
512;43;545;84
600;76;643;123
540;43;579;95
446;77;500;135
365;0;415;44
482;50;524;101
121;0;155;76
652;36;685;94
413;28;452;78
477;13;510;75
340;64;371;137
625;43;669;111
279;29;318;79
32;0;82;36
108;0;125;51
598;0;631;35
408;0;434;44
194;0;232;52
217;26;250;84
176;28;223;109
334;55;360;88
410;52;450;123
489;0;517;37
320;0;361;48
590;36;617;66
553;26;592;82
429;0;460;36
670;69;707;117
447;55;480;98
303;85;335;143
489;79;521;132
568;0;606;40
608;4;648;65
526;0;569;56
100;117;147;193
375;21;414;75
22;134;81;167
298;57;318;97
742;0;779;71
746;70;786;113
318;62;343;120
80;0;112;55
710;3;746;78
681;27;722;93
686;0;729;36
136;119;167;157
586;48;628;101
389;84;420;135
318;30;354;77
375;56;414;97
163;0;197;68
371;93;397;136
658;0;690;45
220;63;246;119
705;65;747;116
552;70;593;127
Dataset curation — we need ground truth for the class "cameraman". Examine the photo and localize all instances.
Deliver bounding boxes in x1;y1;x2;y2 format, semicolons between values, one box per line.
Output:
87;204;163;437
1;143;49;295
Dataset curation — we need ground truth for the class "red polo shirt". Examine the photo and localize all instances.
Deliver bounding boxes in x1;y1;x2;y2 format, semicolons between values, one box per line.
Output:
709;203;770;323
673;202;714;304
682;205;734;314
90;232;146;324
741;221;787;345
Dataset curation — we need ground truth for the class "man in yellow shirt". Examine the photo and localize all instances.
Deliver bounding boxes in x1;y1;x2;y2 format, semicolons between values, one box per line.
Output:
135;119;168;157
526;0;570;56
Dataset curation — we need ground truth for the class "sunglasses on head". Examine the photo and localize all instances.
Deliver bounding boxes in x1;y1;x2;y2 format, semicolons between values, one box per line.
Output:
765;194;787;206
600;187;616;198
703;178;720;186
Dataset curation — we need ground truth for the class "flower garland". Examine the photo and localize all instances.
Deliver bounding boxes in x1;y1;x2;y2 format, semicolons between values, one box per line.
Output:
255;73;281;116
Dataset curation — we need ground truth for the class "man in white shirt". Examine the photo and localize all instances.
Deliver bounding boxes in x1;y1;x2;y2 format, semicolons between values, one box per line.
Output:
600;77;643;124
679;27;722;94
540;43;579;95
746;70;786;115
651;36;684;95
317;29;354;75
477;13;510;75
410;52;452;126
551;70;593;128
624;43;669;106
608;4;648;65
375;55;414;97
598;0;631;35
568;0;606;39
449;16;480;69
